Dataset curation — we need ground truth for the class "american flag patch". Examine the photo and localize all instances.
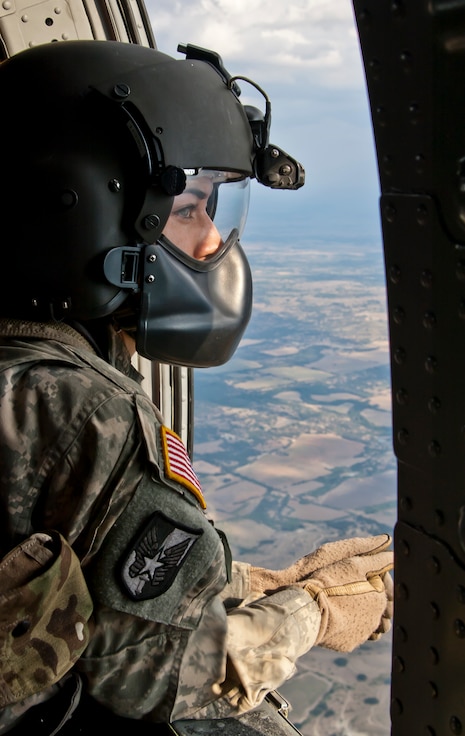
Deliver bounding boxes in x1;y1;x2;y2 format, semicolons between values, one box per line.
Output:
160;426;206;509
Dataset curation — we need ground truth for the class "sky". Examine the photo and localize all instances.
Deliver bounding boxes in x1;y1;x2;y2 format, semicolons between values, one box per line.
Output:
146;0;383;244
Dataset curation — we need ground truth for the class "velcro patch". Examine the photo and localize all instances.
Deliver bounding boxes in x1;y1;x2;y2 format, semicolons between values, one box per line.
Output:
121;511;203;600
160;425;206;508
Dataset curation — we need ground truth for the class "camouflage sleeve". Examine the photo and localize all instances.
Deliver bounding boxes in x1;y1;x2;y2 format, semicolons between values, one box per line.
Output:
171;587;321;720
78;580;320;722
219;560;252;607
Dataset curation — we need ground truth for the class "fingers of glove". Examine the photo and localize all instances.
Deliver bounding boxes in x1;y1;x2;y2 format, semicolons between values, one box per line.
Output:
359;533;392;557
382;571;394;620
315;587;390;652
302;550;394;597
249;538;394;595
369;605;393;640
369;610;392;640
280;533;393;585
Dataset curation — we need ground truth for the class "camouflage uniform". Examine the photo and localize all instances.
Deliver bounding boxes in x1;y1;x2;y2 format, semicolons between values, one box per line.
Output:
0;319;321;730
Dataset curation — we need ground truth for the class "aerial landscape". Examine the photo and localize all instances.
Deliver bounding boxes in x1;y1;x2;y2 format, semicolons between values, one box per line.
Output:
193;233;396;736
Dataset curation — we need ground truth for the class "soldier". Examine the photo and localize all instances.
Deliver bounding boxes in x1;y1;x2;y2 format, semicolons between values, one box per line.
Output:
0;39;393;734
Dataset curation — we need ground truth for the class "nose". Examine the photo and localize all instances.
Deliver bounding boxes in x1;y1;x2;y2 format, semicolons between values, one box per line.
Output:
193;216;223;260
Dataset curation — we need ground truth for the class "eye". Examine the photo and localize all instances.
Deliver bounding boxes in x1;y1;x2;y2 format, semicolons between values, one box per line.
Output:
173;204;195;220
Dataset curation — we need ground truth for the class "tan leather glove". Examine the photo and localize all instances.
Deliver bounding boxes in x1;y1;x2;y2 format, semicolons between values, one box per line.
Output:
304;551;393;651
250;534;392;593
250;534;393;652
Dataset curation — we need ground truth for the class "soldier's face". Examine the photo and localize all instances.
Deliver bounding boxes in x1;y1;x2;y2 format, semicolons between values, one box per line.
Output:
162;176;222;261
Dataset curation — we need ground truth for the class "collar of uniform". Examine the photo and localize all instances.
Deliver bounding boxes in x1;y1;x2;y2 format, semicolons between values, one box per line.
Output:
107;325;144;384
0;318;97;354
0;318;144;383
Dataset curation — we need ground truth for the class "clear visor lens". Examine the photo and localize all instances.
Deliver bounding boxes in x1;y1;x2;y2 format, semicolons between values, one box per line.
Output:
161;169;250;262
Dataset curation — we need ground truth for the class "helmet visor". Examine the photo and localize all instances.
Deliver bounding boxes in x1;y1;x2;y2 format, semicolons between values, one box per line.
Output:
161;169;250;263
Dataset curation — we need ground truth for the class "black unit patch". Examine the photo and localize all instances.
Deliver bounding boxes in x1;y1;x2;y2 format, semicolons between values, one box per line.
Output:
120;511;203;600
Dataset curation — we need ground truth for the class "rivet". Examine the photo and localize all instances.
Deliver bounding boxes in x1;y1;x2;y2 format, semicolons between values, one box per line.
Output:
428;556;440;574
428;440;441;458
427;397;441;414
391;0;405;14
397;428;409;446
454;619;465;638
423;311;437;329
420;269;433;288
400;539;410;556
450;715;462;734
147;254;157;263
425;356;438;374
424;727;436;736
429;681;438;698
389;265;401;283
394;624;408;643
368;58;380;79
400;495;412;511
430;646;439;665
456;260;465;281
21;13;28;21
456;585;465;604
146;275;155;283
391;697;403;716
396;388;408;405
2;0;12;8
393;655;405;673
394;347;406;365
271;148;280;158
382;154;392;175
375;106;388;126
393;306;405;325
384;203;396;222
357;9;371;26
416;204;429;224
430;601;440;619
397;583;409;601
399;49;412;69
415;153;426;175
409;101;421;124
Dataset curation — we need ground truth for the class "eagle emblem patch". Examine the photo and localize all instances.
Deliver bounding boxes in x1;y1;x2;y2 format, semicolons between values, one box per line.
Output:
121;511;203;600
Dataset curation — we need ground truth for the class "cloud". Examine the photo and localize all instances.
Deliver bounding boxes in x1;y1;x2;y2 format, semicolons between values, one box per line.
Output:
147;0;364;89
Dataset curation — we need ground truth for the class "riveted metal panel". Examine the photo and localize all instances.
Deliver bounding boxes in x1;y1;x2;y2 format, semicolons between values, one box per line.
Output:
353;1;465;733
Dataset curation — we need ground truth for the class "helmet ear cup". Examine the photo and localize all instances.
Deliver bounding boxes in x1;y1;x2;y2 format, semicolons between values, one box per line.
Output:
1;118;135;320
0;91;157;320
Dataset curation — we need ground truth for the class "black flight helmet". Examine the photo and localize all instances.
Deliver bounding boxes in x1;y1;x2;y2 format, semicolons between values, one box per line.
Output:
0;40;304;366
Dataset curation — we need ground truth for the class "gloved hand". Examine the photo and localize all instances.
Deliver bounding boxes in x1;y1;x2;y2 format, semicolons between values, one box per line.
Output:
250;534;393;593
250;534;393;652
